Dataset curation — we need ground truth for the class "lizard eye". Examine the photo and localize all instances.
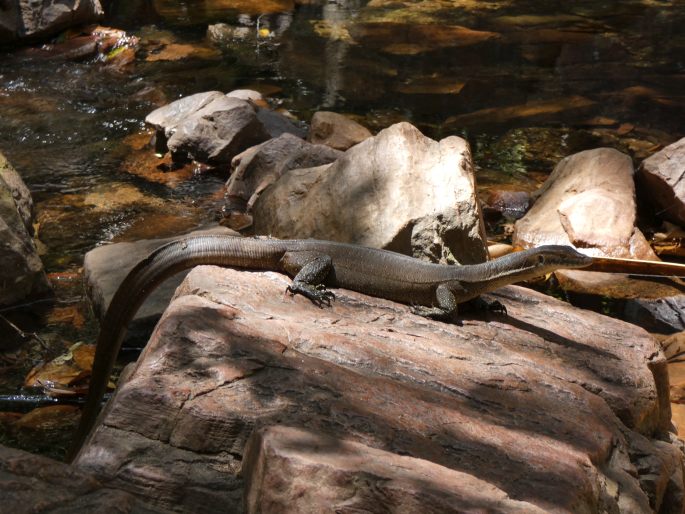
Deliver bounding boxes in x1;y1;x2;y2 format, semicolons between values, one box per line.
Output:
536;254;546;265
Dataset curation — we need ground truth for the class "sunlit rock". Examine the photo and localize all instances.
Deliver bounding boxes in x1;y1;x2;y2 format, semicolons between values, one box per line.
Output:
254;122;488;264
638;137;685;226
0;152;50;307
514;148;656;260
146;91;304;165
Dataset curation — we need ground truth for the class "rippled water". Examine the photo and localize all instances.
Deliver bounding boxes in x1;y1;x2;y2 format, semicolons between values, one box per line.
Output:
0;0;683;457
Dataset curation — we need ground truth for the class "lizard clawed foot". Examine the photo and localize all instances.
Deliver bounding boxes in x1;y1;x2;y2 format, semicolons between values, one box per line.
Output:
286;282;335;308
410;304;453;321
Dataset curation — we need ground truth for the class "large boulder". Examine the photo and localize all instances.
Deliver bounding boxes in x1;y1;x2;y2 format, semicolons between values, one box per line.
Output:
0;152;50;306
74;266;681;513
0;0;103;45
639;137;685;226
224;133;342;222
253;122;488;264
514;147;657;260
145;91;305;165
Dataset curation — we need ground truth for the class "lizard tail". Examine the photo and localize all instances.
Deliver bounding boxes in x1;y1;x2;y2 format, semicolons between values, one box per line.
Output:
66;235;283;462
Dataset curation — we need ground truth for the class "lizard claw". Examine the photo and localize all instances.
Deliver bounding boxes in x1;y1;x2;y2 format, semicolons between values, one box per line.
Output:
286;283;335;308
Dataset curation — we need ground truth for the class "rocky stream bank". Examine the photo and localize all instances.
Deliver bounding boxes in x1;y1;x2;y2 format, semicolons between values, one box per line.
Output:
1;0;685;511
2;85;685;512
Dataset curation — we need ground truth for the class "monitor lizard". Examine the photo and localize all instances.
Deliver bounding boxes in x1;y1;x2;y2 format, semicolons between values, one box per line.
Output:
67;234;592;460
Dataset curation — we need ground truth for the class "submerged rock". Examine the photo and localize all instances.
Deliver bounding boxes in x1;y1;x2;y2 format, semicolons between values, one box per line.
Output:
74;266;680;512
482;190;531;221
638;137;685;227
444;95;596;131
349;22;499;55
307;111;372;151
254;122;488;265
0;152;50;307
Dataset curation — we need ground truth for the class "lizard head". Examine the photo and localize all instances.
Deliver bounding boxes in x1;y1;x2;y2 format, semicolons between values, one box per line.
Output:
481;245;593;286
518;245;593;274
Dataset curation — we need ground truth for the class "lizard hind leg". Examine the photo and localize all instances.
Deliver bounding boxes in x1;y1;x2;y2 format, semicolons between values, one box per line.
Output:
281;252;336;308
410;283;459;321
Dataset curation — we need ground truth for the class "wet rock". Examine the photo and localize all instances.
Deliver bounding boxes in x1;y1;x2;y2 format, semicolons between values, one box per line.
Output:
482;190;530;221
0;0;103;45
514;148;657;260
638;137;685;226
444;95;596;131
0;152;50;307
83;226;237;347
0;444;167;513
207;23;252;45
0;152;33;235
395;75;466;95
243;425;544;514
307;111;372;151
75;266;679;512
20;35;99;60
165;96;269;165
624;296;685;335
254;122;488;265
13;405;81;453
145;91;224;136
121;130;196;188
154;0;293;21
224;133;342;224
554;270;685;335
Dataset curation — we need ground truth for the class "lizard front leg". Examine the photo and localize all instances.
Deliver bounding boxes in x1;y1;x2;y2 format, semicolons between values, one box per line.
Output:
280;252;336;307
